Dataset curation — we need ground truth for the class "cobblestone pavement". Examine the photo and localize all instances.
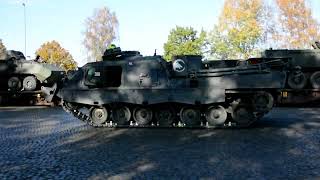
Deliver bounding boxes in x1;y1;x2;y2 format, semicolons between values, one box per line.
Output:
0;107;320;179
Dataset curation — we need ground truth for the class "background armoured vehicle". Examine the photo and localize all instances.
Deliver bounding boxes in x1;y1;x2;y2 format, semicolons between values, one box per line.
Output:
0;50;65;92
248;42;320;90
0;50;65;105
238;42;320;105
56;47;287;128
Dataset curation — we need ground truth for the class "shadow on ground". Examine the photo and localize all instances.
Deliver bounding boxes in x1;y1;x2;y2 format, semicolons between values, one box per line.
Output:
0;107;320;179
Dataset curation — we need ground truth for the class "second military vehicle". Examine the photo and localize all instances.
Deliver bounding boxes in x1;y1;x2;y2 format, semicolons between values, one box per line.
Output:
0;50;65;105
0;50;65;92
54;47;287;128
247;42;320;89
243;42;320;105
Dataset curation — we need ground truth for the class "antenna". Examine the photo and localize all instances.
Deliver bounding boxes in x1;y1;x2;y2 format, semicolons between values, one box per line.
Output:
154;49;157;56
22;2;26;56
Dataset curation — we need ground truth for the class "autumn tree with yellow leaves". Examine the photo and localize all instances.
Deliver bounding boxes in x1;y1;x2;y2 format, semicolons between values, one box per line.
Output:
209;0;320;59
209;0;265;59
36;40;77;71
275;0;320;49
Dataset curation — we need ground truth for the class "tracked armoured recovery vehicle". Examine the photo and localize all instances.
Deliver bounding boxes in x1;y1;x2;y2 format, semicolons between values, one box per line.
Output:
55;47;287;128
0;50;65;105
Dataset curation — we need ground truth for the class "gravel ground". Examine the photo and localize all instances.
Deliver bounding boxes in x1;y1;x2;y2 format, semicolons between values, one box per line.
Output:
0;107;320;179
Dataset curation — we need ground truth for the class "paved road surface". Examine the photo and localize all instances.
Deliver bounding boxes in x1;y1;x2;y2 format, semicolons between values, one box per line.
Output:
0;107;320;179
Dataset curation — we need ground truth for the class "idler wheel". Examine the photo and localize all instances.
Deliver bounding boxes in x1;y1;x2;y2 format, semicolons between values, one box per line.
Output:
310;71;320;89
89;107;108;125
155;108;175;127
180;107;201;127
287;70;307;89
112;106;131;125
252;92;274;113
23;76;37;91
8;76;22;91
205;105;227;126
133;107;153;126
232;106;256;126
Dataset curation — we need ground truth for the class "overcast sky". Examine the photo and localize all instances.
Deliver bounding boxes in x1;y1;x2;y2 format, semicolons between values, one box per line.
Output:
0;0;319;66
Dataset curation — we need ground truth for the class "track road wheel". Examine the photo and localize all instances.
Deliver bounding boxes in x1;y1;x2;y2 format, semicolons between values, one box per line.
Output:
8;77;21;91
205;105;227;126
155;108;175;127
310;71;320;89
23;76;37;91
232;106;256;127
252;92;274;113
180;107;201;127
287;72;307;89
133;107;153;126
112;106;131;126
90;107;108;126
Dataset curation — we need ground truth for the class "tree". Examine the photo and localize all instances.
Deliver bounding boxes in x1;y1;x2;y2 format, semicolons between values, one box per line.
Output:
209;0;264;59
275;0;320;49
36;40;77;71
0;39;7;60
83;6;119;62
163;26;207;61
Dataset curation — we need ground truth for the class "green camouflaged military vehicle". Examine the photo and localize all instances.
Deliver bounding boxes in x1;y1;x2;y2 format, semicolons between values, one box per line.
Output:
247;42;320;90
235;42;320;105
0;50;65;104
0;50;65;92
53;47;287;128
